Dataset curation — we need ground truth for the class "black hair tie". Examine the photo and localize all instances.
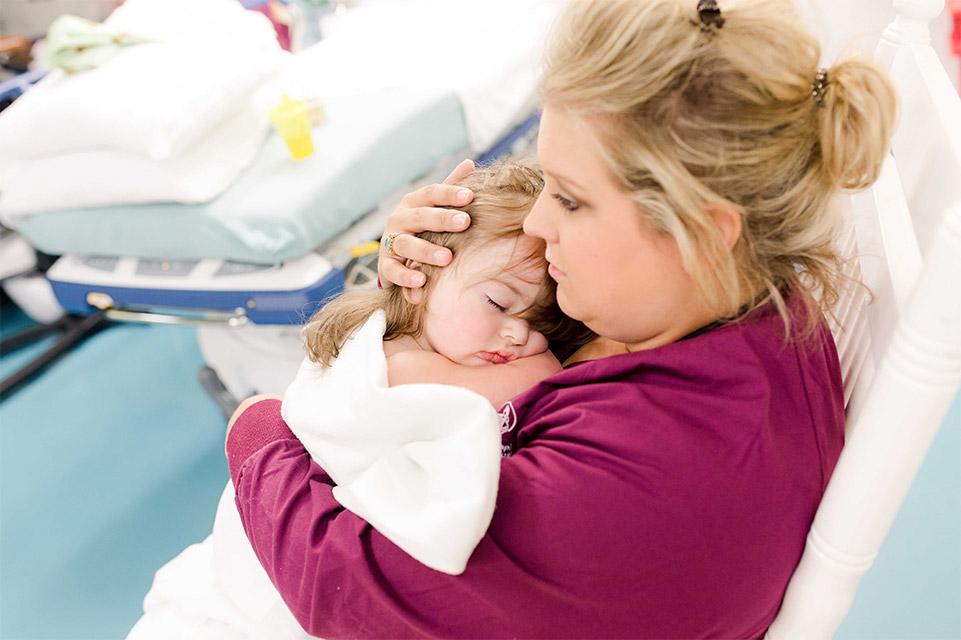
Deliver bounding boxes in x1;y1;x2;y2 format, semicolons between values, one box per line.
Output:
811;68;830;106
697;0;725;30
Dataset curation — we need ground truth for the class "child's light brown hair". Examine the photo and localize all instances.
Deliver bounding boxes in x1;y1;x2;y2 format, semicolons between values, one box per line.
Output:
304;159;593;366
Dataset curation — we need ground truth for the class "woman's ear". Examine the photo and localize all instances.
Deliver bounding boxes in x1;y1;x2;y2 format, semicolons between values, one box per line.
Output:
708;203;742;251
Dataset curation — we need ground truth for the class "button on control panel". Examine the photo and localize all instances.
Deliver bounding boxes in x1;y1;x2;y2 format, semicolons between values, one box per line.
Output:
135;259;200;277
81;256;121;272
214;261;272;277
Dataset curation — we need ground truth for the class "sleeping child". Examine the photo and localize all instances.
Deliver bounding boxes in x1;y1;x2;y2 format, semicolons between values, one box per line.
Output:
128;159;591;640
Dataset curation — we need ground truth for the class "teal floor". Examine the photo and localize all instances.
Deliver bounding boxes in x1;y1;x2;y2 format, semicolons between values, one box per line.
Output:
0;296;958;639
1;298;228;639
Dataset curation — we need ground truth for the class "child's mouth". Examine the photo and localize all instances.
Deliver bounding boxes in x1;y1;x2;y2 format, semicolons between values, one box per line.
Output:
479;351;514;364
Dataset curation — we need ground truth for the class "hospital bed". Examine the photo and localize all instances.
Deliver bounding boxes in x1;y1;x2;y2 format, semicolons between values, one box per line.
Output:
0;0;552;407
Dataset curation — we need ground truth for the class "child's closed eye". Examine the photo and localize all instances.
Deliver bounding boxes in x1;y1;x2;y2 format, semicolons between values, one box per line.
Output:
486;297;507;312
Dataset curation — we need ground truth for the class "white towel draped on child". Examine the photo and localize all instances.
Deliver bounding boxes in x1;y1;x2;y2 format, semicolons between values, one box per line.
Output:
128;311;501;639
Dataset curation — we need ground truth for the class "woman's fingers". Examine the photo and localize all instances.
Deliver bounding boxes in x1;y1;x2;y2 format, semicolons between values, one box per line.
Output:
389;205;472;236
442;158;476;185
379;205;471;288
380;230;462;288
387;232;455;267
378;159;476;289
380;254;427;289
399;183;474;214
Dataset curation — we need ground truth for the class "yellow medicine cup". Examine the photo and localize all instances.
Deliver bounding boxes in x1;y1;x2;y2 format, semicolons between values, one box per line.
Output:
269;94;315;161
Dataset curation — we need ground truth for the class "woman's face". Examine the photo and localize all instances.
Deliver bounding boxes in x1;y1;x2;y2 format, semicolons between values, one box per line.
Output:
523;106;714;350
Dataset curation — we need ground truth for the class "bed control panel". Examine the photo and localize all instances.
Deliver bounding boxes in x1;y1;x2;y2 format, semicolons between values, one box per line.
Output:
135;259;201;278
47;254;345;325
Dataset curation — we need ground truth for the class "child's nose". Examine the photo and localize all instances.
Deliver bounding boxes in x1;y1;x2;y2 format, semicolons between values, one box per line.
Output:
502;319;531;347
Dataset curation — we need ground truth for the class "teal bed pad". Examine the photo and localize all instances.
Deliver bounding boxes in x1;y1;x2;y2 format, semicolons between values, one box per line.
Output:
16;89;468;264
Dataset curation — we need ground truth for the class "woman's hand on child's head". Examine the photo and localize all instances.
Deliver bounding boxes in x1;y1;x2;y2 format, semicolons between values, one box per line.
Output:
378;158;476;290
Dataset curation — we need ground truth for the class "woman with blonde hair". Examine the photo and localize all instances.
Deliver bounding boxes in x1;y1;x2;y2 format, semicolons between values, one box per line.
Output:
226;0;897;636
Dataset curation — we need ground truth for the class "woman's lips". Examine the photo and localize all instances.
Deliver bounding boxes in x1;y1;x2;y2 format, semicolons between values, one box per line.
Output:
479;351;515;364
548;262;566;278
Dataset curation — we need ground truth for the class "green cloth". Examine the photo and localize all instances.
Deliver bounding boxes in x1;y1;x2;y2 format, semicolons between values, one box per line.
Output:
46;15;152;73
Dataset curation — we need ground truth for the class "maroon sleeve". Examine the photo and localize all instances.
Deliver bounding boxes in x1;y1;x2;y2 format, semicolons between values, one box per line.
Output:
226;398;296;483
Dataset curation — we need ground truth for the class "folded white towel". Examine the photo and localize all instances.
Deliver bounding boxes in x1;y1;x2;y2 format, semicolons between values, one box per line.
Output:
130;310;500;639
0;0;282;165
0;101;269;221
281;310;501;575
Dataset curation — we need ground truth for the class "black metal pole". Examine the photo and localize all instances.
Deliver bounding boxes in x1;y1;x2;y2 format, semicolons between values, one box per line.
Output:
0;311;110;401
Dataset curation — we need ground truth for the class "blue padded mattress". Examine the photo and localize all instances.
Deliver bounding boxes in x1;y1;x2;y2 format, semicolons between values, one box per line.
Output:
16;89;468;264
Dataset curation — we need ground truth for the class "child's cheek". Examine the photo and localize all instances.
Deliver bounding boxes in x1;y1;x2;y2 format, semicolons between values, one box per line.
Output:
527;331;549;356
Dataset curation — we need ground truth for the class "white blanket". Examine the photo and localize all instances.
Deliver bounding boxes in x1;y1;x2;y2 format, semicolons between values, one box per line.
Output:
0;0;558;220
0;0;282;219
269;0;560;152
0;0;281;163
129;311;501;639
0;101;269;216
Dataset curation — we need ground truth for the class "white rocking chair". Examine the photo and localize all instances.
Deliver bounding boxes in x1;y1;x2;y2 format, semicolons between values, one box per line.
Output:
767;0;961;637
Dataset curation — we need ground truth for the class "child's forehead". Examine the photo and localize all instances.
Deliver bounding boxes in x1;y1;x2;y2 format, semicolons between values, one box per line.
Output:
453;254;546;305
456;237;544;278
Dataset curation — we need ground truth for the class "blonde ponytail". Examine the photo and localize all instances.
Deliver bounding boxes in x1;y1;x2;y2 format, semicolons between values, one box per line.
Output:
818;55;898;190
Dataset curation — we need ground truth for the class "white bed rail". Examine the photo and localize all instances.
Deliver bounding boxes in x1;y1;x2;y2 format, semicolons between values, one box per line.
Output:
767;202;961;638
766;0;961;635
877;0;961;254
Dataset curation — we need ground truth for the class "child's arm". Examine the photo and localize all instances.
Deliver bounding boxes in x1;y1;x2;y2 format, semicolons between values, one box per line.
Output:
386;350;562;408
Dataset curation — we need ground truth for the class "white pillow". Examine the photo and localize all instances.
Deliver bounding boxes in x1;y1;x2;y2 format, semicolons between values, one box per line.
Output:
0;0;283;164
0;102;270;222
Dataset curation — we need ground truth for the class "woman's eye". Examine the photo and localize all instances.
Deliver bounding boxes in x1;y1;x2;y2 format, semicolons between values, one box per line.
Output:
552;192;580;211
486;297;507;312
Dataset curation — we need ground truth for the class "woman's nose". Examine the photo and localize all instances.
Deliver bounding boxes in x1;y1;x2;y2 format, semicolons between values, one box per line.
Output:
523;192;557;243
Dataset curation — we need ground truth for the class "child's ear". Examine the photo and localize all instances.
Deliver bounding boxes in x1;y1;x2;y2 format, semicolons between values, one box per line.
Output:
402;286;424;305
402;260;425;305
